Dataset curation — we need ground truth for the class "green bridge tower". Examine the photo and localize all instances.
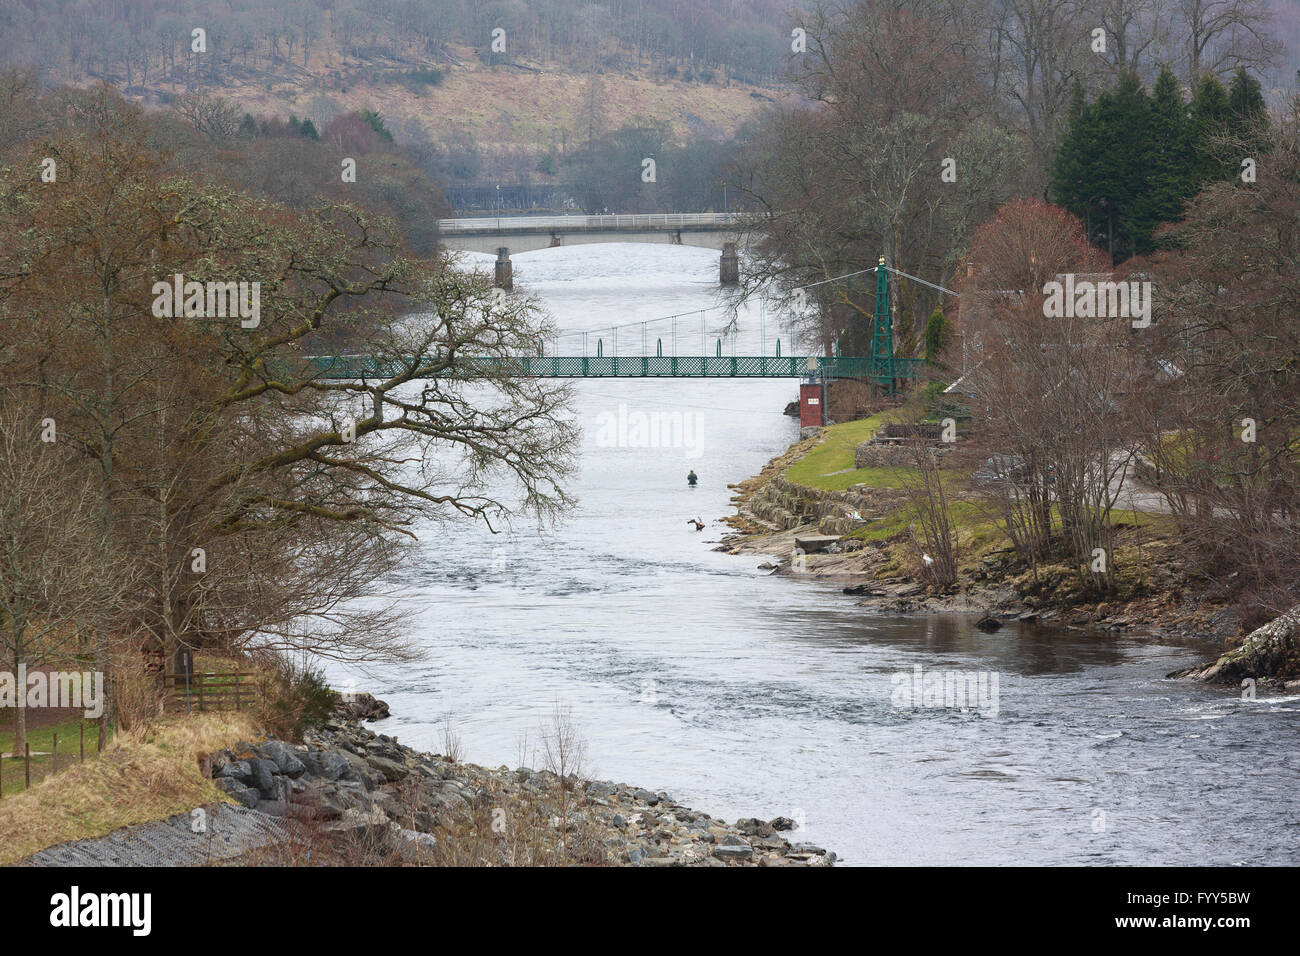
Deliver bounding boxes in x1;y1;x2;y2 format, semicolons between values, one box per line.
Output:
870;256;897;394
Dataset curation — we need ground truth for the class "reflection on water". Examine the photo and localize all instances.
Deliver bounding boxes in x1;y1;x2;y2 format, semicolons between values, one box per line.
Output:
332;245;1300;865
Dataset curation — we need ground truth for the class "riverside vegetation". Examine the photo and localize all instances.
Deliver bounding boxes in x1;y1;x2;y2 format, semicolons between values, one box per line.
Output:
721;391;1300;692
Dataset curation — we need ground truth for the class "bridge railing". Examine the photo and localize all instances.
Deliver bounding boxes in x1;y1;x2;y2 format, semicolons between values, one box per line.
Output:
436;213;745;233
304;354;923;382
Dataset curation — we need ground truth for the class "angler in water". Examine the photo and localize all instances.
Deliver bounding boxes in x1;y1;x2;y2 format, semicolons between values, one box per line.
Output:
687;470;698;487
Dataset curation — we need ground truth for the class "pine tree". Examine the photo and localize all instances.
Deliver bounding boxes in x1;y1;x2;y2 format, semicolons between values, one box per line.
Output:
1189;73;1233;187
1051;84;1104;243
1133;68;1192;254
1227;67;1269;156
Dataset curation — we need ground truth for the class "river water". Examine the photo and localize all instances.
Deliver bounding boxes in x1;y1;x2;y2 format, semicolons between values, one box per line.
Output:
332;244;1300;866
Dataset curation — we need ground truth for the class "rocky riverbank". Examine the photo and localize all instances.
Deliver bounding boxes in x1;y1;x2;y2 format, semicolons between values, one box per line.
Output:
719;429;1300;688
202;706;836;867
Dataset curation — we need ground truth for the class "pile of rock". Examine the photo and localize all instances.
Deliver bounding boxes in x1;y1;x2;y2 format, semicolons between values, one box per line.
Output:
205;712;837;867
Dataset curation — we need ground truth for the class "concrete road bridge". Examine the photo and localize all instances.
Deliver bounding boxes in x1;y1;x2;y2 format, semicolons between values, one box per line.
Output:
437;213;745;253
438;214;746;285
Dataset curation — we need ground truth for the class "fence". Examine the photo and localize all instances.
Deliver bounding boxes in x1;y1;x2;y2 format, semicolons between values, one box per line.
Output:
165;670;260;714
0;720;100;799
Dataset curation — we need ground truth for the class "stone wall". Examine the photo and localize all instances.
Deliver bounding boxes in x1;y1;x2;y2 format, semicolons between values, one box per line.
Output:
744;475;905;536
854;442;952;469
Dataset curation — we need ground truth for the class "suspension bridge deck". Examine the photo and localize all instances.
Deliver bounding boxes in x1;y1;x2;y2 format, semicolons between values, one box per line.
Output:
307;355;924;382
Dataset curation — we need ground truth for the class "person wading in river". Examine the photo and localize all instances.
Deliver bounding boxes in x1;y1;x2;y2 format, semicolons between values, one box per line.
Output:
687;469;698;486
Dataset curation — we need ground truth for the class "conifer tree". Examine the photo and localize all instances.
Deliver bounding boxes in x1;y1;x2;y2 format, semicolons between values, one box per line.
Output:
1133;68;1193;254
1190;73;1233;186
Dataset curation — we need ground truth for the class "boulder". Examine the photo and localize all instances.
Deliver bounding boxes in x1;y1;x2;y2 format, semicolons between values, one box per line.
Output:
335;692;390;722
255;740;307;778
215;777;259;809
246;757;278;795
735;817;776;838
713;843;754;860
1181;605;1300;683
365;754;408;783
216;759;252;783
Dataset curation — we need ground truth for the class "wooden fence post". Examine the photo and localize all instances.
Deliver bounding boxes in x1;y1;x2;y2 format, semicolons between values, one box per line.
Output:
198;677;205;714
24;742;30;790
234;672;242;712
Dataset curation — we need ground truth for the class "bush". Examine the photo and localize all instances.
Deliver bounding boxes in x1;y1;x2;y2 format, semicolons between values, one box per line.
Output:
259;661;339;740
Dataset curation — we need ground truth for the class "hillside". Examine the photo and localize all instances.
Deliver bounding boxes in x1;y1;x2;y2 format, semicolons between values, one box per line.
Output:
0;0;794;185
180;45;787;157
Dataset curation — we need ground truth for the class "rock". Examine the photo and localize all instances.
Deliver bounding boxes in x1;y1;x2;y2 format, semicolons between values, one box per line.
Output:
365;755;409;783
612;814;627;829
335;691;391;722
626;846;647;863
216;759;252;783
246;758;278;795
770;817;796;831
313;751;354;782
713;844;754;860
975;613;1002;632
255;740;307;778
735;818;775;838
758;562;776;570
1182;605;1300;683
215;777;259;809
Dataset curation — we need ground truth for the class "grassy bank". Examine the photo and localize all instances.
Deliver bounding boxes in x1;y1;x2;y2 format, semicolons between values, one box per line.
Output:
0;711;256;864
0;714;110;797
733;413;1228;641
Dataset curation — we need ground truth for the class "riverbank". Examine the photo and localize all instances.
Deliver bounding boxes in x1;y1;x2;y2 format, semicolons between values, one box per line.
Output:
718;418;1300;689
15;700;836;867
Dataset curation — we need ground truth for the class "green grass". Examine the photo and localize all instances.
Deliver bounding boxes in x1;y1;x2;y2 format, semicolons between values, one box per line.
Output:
784;413;891;488
0;714;108;797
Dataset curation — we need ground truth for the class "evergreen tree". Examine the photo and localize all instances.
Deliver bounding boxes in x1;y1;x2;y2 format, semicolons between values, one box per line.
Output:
1132;68;1192;254
924;308;950;366
1227;67;1269;156
1189;73;1233;186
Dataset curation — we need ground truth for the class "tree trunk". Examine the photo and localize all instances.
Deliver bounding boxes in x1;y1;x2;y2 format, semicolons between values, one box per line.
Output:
12;650;26;759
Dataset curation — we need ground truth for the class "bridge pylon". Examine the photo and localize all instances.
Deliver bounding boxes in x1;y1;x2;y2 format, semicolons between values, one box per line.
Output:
494;247;513;290
719;242;739;286
870;256;897;395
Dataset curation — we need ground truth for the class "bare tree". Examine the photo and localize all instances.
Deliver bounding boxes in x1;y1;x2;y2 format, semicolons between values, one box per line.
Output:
540;701;588;866
0;403;130;756
1175;0;1279;86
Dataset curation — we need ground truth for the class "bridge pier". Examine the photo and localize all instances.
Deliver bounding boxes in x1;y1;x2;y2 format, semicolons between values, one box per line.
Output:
494;247;513;290
719;242;739;286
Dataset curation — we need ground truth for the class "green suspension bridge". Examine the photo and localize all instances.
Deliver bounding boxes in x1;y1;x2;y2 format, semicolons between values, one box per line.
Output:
310;258;933;391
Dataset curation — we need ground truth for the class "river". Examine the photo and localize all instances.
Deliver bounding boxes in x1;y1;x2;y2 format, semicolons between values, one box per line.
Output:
331;243;1300;866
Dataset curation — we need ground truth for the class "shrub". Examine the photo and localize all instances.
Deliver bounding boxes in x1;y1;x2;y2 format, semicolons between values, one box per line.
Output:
259;661;339;740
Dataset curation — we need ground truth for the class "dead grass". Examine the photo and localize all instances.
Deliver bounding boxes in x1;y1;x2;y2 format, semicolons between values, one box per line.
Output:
234;770;612;867
0;711;257;864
